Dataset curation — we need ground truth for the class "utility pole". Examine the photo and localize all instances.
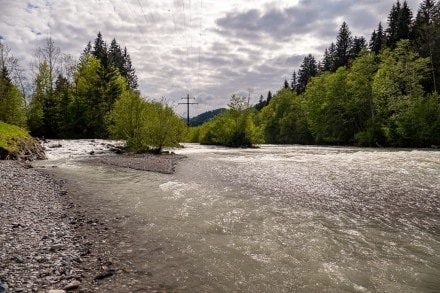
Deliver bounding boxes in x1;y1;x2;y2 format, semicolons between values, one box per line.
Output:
178;94;198;126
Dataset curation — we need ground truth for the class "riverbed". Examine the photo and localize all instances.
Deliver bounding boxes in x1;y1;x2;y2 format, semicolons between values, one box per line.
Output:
39;142;440;292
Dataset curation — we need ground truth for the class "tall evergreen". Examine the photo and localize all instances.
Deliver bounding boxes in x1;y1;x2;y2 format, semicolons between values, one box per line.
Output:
92;32;108;68
370;22;385;54
413;0;440;92
291;71;298;92
322;43;336;72
296;54;318;94
122;47;138;89
350;36;367;59
386;0;413;49
335;22;353;69
266;91;272;106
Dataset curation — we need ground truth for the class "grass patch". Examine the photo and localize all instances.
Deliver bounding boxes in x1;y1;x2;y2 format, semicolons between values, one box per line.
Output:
0;122;31;152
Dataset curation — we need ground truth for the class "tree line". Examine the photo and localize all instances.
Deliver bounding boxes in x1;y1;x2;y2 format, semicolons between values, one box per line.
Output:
0;32;185;152
188;0;440;148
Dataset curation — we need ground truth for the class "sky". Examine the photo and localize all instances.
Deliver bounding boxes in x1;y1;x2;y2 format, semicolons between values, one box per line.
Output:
0;0;422;117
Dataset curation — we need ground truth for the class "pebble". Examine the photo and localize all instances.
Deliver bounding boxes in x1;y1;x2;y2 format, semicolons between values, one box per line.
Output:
0;162;84;292
63;280;81;291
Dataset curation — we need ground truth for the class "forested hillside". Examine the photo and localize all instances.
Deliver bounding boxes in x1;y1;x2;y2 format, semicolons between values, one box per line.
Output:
188;0;440;147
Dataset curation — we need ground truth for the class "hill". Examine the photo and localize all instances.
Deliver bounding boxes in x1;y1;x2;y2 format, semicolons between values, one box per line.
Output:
189;108;226;127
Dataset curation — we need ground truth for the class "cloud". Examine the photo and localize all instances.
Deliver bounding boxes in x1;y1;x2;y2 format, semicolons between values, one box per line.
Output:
0;0;423;117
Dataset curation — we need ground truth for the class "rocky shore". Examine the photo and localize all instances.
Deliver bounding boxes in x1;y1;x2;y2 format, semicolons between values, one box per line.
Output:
1;154;183;292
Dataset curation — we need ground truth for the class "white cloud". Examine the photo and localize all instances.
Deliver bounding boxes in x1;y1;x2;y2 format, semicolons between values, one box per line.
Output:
0;0;422;117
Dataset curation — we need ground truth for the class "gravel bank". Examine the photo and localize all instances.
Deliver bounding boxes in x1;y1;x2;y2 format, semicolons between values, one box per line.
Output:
0;161;82;292
96;153;185;174
1;159;180;293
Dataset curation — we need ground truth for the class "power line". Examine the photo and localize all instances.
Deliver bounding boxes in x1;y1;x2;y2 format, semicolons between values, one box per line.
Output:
197;0;203;97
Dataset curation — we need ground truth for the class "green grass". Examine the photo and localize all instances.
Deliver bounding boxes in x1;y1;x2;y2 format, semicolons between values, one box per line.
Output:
0;121;31;152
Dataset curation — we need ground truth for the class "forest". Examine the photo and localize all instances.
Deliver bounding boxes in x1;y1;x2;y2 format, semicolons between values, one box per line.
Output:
1;0;440;150
189;0;440;148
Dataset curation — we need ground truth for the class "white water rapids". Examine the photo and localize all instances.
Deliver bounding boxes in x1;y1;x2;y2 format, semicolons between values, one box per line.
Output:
39;141;440;292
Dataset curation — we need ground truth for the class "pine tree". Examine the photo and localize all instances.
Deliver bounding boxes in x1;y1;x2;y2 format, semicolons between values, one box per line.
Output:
0;67;26;127
92;32;108;68
108;38;124;71
284;79;290;89
291;71;298;92
335;22;353;69
122;47;138;89
386;0;413;49
266;91;272;106
350;36;367;59
296;54;318;94
370;22;385;54
322;43;337;72
413;0;440;92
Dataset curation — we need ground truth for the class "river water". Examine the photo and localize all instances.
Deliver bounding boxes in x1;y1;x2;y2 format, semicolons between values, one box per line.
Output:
41;142;440;292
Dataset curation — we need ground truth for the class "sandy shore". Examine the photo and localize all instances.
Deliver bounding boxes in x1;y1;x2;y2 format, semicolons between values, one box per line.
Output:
0;155;183;293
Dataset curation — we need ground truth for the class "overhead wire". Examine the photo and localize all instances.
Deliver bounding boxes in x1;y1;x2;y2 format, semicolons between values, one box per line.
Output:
197;0;203;97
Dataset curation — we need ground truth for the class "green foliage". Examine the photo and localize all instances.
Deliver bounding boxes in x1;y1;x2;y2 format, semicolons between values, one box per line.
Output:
191;95;263;147
0;68;27;128
260;88;312;144
109;93;186;153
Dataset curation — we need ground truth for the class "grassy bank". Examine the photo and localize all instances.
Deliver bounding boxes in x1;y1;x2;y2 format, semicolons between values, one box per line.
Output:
0;122;31;152
0;122;45;160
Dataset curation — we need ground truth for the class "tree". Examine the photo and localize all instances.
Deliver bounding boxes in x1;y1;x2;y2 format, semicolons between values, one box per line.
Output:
370;22;385;55
335;22;353;69
413;0;440;92
386;0;413;49
0;67;26;128
291;71;298;92
372;40;430;145
347;51;381;145
92;32;108;68
260;88;311;144
296;54;318;94
266;91;272;105
143;100;186;153
0;41;28;105
350;36;367;60
322;43;336;72
109;94;186;153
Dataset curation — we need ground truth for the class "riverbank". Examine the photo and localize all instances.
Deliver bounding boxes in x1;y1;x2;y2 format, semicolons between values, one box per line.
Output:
0;155;182;292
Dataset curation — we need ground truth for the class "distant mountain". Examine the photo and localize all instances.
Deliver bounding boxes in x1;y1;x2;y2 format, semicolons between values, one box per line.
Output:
189;108;226;126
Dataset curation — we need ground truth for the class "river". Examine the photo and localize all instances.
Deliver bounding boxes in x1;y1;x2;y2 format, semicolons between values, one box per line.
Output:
40;142;440;292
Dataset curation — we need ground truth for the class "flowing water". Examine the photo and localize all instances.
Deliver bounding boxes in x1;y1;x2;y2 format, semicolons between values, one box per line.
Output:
41;142;440;292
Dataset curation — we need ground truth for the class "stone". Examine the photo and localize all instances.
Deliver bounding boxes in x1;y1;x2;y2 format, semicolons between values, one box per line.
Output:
48;290;66;293
63;280;81;291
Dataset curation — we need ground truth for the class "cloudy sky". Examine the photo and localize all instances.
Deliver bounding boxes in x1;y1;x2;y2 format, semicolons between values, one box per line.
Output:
0;0;421;117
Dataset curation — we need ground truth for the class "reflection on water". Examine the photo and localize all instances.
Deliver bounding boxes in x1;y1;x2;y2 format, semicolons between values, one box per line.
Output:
44;143;440;292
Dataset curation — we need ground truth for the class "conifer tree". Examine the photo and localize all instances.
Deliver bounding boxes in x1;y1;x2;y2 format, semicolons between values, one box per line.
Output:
322;43;336;72
386;0;413;49
296;54;318;94
370;22;385;54
291;71;298;92
92;32;108;68
335;22;353;69
350;36;367;59
413;0;440;92
266;91;272;106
